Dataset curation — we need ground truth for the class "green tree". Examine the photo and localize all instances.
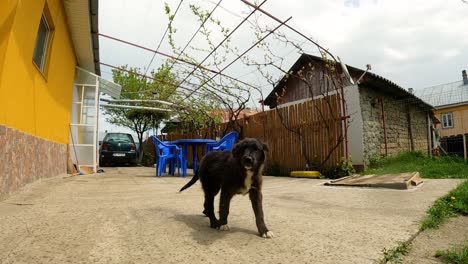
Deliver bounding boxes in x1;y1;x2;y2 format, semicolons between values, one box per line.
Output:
164;3;255;135
104;64;175;162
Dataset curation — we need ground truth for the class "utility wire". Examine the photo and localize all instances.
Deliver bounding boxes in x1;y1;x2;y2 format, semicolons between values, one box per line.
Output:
143;0;184;77
175;0;267;95
98;33;262;99
165;0;223;75
240;0;338;61
183;16;292;100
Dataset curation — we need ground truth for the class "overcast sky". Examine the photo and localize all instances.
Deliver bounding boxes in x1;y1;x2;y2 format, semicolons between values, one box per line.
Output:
98;0;468;135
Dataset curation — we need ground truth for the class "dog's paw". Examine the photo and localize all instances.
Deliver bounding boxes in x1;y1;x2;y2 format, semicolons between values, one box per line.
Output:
261;231;274;238
218;224;230;231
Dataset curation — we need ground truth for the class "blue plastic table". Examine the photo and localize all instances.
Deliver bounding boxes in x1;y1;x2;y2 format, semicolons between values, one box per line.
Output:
170;139;217;173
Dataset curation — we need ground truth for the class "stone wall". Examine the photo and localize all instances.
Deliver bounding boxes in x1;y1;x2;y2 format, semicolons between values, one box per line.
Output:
359;87;429;166
410;108;430;153
0;125;67;199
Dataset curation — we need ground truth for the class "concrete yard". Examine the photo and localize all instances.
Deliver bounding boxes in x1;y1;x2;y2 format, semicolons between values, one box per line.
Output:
0;167;463;263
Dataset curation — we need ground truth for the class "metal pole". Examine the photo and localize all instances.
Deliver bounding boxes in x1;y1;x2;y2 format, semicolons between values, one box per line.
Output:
183;16;292;100
94;78;99;172
99;62;205;96
174;0;267;92
341;85;348;158
427;113;432;157
240;0;337;61
380;98;388;156
98;34;260;92
463;134;467;161
100;98;184;108
165;0;224;74
100;104;173;112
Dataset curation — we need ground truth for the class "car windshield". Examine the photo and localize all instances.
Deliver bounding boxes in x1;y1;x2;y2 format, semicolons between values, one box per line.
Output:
105;134;133;143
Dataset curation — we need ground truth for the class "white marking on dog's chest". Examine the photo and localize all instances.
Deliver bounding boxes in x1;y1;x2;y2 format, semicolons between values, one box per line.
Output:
241;170;254;195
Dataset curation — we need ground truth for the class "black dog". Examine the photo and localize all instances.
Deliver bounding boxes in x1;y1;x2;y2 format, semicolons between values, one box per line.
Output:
179;138;274;238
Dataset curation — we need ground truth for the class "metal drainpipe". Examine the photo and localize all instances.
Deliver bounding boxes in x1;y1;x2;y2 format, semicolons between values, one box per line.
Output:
261;95;265;112
427;113;432;157
341;86;349;158
379;97;388;156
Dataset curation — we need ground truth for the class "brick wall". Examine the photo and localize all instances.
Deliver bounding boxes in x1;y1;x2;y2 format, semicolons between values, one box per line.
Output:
0;125;67;200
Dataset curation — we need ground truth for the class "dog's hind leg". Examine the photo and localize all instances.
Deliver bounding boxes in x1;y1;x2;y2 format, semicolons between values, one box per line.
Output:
249;188;274;238
203;192;219;228
202;189;218;217
218;190;234;231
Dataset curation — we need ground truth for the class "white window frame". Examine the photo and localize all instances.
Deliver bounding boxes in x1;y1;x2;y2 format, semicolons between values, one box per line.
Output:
441;112;453;129
32;14;51;73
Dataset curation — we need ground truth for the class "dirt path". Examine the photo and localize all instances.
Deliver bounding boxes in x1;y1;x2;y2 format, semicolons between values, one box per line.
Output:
403;216;468;264
0;167;463;263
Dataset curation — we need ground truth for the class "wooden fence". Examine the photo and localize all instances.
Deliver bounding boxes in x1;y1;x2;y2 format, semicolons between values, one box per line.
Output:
163;94;346;175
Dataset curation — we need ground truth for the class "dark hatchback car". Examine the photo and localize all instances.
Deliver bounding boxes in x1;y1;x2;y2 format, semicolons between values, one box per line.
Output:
99;133;138;166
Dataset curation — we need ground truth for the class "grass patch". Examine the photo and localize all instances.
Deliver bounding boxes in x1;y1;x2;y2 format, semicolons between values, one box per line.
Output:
369;152;468;262
364;151;468;179
435;243;468;264
420;180;468;230
364;152;468;230
377;241;411;264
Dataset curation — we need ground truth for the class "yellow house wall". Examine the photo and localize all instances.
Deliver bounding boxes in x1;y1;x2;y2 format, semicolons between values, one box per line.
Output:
0;0;19;124
436;104;468;137
0;0;76;144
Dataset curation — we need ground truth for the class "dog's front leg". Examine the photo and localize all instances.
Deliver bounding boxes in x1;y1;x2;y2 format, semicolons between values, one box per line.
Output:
249;188;274;238
218;190;234;231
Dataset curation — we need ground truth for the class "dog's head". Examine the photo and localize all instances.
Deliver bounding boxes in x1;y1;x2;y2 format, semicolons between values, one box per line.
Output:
232;138;269;170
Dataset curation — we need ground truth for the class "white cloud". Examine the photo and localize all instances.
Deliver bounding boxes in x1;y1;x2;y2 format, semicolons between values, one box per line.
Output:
442;49;461;59
98;0;468;132
383;47;408;61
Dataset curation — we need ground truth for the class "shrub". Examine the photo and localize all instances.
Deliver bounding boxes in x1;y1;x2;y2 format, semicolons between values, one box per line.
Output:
140;152;155;167
264;161;282;176
379;241;411;264
327;157;356;179
369;154;385;167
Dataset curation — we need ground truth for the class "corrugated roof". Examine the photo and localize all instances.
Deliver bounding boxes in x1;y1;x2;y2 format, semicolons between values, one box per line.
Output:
264;53;433;111
414;81;468;108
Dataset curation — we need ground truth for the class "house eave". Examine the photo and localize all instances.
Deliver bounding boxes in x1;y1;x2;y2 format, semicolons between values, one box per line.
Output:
63;0;100;75
434;101;468;110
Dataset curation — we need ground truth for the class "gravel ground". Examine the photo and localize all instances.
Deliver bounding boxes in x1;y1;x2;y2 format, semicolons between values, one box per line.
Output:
0;167;463;264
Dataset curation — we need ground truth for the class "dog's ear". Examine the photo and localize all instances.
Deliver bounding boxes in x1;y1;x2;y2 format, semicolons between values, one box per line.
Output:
232;142;242;158
262;143;269;152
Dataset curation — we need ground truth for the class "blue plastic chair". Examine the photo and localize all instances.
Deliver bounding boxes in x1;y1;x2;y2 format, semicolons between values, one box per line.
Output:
205;131;239;154
150;136;186;177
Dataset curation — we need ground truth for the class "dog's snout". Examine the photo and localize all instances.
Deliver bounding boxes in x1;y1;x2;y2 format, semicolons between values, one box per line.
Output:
243;156;253;164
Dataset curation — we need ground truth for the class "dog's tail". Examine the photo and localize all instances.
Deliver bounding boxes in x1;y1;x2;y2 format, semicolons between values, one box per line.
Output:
179;169;199;192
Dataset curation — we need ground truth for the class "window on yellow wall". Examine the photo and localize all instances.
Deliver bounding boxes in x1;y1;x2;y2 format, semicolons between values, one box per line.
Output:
33;7;54;74
441;113;453;129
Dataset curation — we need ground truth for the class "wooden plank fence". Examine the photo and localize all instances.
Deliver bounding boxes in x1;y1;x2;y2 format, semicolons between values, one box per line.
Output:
162;94;345;175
